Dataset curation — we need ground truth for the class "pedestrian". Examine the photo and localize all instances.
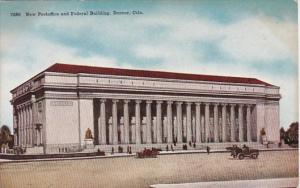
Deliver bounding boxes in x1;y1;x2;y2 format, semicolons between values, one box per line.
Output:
111;147;114;155
193;142;196;148
206;146;210;155
166;145;169;151
129;146;132;154
171;145;174;151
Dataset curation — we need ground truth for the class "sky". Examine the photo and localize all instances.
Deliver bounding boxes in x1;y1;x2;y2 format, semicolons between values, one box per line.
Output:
0;0;298;131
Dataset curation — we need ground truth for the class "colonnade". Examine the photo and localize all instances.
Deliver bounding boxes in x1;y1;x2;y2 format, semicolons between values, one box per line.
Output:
97;99;255;145
14;101;43;147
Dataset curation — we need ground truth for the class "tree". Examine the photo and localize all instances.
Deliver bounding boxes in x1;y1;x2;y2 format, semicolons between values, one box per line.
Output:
285;122;298;145
0;125;13;148
280;127;285;141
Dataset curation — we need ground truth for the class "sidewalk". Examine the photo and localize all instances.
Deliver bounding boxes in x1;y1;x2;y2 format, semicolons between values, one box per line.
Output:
0;147;297;163
150;177;299;188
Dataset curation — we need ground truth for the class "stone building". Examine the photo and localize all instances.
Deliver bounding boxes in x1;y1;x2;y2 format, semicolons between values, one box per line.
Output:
10;63;281;153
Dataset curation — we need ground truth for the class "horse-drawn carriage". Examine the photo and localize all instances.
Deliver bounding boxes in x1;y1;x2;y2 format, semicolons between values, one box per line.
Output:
136;148;159;158
226;145;259;160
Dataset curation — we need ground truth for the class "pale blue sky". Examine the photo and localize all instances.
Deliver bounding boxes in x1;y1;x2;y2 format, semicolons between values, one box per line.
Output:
0;0;298;131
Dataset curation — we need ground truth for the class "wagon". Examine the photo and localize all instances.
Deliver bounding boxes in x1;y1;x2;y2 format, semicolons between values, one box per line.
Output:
136;148;159;158
226;146;259;160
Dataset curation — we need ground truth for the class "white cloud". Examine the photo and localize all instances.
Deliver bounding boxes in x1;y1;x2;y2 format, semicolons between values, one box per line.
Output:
221;17;296;62
132;14;297;63
0;32;124;128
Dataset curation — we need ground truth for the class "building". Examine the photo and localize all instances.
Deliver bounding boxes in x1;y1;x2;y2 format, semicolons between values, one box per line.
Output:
11;63;281;153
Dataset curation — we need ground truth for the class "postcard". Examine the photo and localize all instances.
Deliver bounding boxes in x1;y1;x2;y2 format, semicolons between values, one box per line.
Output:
0;1;298;188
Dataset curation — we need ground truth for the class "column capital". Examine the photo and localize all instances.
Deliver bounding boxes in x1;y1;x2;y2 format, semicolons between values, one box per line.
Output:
186;102;192;105
246;104;253;108
146;100;152;104
156;100;163;104
100;99;106;103
176;101;183;105
212;102;219;106
31;95;36;103
167;101;173;105
135;100;142;104
204;102;210;106
229;103;236;107
238;103;245;107
112;99;119;103
195;102;201;106
220;103;227;106
123;99;130;104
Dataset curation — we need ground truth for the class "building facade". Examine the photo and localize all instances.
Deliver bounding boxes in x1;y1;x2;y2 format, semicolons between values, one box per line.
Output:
11;63;281;153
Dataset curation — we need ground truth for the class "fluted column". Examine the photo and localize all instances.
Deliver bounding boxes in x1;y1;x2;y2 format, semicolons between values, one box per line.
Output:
13;108;17;146
24;106;27;146
112;99;118;145
238;104;244;142
221;103;227;142
246;104;251;142
230;104;236;142
176;102;183;143
186;102;192;143
22;107;25;146
29;106;32;146
195;103;201;143
124;100;130;144
100;99;106;144
23;107;26;146
205;103;210;142
17;108;21;146
31;95;36;146
146;100;152;144
167;101;173;143
213;103;219;142
135;100;142;144
156;101;163;143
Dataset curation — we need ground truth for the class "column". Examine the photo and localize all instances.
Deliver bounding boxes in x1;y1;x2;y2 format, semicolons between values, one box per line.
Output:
246;104;251;142
24;107;27;146
29;106;32;146
156;101;162;143
131;117;136;144
22;107;25;146
213;103;219;142
112;99;118;145
176;102;183;143
167;101;173;143
17;108;21;146
23;106;26;146
186;102;192;143
221;104;227;142
36;125;40;146
195;103;201;143
146;100;152;144
135;100;141;144
238;104;244;142
205;103;210;142
39;124;43;145
124;100;130;144
100;99;106;145
230;104;236;142
13;108;17;146
31;96;36;146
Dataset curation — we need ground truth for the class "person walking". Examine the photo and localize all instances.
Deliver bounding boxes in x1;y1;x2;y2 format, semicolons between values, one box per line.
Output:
206;146;210;155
